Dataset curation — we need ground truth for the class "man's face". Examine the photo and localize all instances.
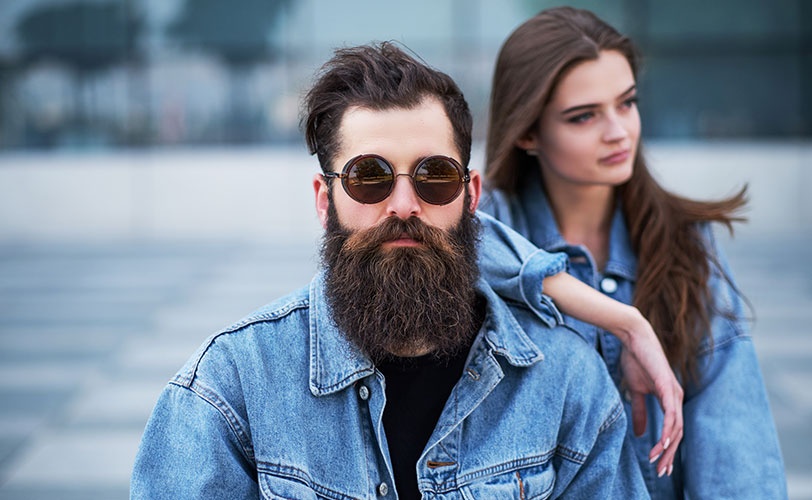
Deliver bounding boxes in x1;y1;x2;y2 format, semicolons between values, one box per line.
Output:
312;97;484;361
313;97;481;236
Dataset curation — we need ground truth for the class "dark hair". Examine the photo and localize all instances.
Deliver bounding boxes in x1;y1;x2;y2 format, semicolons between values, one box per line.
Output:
486;7;748;382
302;41;472;172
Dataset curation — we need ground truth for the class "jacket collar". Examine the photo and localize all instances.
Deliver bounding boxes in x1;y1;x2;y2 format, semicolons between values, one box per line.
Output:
308;271;376;397
308;271;544;396
518;168;638;282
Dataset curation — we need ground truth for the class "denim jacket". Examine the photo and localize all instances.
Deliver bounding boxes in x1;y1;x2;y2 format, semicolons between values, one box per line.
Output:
479;168;787;499
131;269;649;499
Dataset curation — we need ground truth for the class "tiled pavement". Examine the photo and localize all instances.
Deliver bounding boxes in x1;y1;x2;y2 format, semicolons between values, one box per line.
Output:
0;235;809;499
0;241;319;499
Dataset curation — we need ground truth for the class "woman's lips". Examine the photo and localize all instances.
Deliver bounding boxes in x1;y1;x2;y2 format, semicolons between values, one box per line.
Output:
599;149;630;165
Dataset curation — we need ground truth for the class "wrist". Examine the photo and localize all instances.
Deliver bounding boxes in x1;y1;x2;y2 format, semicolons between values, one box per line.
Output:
610;305;650;348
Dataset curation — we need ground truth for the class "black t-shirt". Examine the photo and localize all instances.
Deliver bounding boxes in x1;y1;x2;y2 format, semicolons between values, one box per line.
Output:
377;348;469;500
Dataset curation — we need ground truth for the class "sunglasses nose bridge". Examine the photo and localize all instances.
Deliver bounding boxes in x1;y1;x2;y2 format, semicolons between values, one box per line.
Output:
385;172;422;217
393;171;416;182
392;171;425;196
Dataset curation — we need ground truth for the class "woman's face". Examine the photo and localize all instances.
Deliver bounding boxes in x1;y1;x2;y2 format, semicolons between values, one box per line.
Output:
519;50;640;192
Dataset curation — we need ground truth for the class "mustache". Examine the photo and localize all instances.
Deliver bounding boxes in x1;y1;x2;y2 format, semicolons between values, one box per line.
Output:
341;216;458;255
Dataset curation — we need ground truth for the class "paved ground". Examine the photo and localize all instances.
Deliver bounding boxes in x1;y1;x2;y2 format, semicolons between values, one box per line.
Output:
0;234;809;499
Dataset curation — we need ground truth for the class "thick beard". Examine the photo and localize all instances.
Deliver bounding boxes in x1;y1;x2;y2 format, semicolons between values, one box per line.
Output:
321;200;481;364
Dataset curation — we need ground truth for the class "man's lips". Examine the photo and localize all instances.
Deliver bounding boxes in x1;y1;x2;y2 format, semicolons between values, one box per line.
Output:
382;233;422;248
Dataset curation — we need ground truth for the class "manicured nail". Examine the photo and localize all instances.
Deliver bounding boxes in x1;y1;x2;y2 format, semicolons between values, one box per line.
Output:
664;437;671;450
649;452;661;464
668;464;673;476
658;466;666;478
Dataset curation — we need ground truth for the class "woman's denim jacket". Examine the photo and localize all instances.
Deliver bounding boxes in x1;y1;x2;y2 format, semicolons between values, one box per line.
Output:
131;269;649;499
479;169;787;499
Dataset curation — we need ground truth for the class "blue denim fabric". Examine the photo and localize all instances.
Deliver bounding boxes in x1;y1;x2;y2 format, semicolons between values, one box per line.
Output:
477;211;568;327
479;168;787;499
131;271;649;499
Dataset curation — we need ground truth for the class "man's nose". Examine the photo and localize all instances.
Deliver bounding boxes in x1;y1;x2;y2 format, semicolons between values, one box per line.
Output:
385;175;421;219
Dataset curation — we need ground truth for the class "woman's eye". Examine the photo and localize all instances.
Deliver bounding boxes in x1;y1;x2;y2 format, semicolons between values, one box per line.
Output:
567;112;594;124
621;96;638;109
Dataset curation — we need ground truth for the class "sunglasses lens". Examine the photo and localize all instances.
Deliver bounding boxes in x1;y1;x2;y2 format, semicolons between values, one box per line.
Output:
346;156;394;203
414;157;464;205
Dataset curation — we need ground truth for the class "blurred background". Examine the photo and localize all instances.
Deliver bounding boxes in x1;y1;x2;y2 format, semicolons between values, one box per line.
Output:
0;0;809;498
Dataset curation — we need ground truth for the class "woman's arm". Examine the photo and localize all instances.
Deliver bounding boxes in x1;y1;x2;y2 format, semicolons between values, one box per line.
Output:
543;272;683;476
478;211;683;475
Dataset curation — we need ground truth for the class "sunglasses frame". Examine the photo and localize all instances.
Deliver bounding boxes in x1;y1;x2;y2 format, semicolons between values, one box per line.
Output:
323;154;470;205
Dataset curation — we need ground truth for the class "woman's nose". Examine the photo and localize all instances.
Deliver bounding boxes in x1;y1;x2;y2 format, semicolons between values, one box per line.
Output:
603;113;630;142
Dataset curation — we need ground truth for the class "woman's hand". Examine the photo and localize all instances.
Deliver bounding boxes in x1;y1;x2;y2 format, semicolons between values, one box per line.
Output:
532;272;683;475
619;311;684;477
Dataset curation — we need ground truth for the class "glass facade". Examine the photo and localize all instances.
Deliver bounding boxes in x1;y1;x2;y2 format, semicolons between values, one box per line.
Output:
0;0;808;150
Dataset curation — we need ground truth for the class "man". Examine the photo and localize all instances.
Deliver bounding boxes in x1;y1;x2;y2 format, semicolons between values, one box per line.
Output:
131;42;647;499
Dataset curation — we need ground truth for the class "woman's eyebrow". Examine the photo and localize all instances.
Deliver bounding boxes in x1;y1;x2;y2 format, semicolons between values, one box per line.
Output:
561;102;597;115
560;84;637;115
618;84;637;98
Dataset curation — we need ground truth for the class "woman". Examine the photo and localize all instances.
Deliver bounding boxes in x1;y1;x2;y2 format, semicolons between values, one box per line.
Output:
480;7;786;498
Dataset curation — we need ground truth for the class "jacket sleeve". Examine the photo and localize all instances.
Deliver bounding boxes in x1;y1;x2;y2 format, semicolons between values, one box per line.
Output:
476;210;568;327
564;403;649;499
680;228;787;498
546;378;649;500
130;382;258;499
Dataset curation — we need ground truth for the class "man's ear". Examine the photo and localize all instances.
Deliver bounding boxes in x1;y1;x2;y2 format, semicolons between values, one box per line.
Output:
466;170;482;213
313;174;330;229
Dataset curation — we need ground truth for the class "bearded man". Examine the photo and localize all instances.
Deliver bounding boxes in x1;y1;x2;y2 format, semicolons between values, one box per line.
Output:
131;42;647;499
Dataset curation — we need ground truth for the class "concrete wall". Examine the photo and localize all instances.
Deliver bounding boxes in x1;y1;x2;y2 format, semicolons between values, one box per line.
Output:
645;142;812;241
0;142;809;243
0;148;323;244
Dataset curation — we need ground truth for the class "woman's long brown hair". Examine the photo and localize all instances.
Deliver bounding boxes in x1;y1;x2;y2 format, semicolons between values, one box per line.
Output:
485;6;747;382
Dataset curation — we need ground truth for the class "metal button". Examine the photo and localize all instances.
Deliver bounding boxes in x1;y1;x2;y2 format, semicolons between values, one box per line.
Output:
358;385;370;401
600;277;618;294
377;482;389;496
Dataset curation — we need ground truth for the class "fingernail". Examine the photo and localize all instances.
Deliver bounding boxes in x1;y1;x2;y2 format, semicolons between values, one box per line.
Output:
664;437;671;450
658;466;666;478
668;464;673;476
649;452;661;464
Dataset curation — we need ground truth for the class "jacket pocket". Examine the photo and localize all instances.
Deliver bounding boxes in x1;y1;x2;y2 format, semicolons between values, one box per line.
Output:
461;463;555;500
258;471;361;500
258;472;321;500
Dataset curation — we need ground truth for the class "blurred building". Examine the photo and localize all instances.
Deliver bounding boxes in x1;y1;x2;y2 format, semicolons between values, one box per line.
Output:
0;0;809;244
0;0;809;151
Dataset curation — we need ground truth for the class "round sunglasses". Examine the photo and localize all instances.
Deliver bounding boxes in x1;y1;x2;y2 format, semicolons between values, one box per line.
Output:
323;154;470;205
